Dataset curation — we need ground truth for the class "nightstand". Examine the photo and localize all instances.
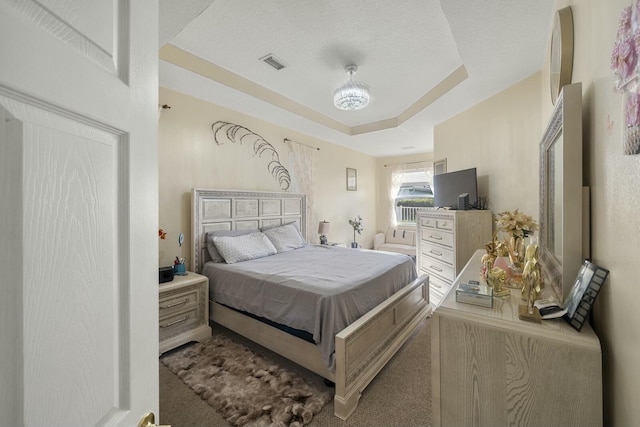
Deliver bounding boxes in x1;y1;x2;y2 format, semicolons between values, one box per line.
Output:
159;271;212;355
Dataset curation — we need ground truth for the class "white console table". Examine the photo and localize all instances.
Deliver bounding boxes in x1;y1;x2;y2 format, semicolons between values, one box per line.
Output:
431;249;602;427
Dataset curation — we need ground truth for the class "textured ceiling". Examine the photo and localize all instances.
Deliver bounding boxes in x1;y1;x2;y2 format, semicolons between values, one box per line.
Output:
159;0;555;157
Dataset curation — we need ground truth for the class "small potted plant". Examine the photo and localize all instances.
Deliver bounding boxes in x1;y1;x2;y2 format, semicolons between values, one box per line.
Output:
348;216;364;248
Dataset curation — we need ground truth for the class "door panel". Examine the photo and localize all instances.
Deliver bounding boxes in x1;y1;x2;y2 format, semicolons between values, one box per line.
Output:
19;102;124;426
0;1;158;426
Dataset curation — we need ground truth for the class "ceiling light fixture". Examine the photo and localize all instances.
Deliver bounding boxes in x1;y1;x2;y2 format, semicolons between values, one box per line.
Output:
333;65;370;111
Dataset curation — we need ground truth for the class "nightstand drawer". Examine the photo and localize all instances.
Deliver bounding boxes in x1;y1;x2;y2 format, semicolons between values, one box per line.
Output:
421;229;453;248
158;271;212;355
159;308;200;341
159;288;199;317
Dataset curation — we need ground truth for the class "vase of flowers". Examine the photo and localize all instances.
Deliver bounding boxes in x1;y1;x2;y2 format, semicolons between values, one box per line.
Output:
348;216;364;248
495;209;538;287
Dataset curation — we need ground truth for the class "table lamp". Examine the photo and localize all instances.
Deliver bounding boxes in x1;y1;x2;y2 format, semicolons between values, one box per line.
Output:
318;220;330;245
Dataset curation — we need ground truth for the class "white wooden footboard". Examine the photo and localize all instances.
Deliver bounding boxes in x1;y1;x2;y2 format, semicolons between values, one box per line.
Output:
333;274;431;420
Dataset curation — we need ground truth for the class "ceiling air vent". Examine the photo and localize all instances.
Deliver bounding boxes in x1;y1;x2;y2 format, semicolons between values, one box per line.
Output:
260;54;286;70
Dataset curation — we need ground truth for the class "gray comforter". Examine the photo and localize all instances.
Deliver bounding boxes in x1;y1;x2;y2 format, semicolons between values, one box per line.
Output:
202;244;417;370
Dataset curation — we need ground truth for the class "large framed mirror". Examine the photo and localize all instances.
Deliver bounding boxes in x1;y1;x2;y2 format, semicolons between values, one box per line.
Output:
539;82;584;303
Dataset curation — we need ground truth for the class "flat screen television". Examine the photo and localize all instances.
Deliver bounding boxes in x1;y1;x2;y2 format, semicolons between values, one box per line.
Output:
433;167;478;209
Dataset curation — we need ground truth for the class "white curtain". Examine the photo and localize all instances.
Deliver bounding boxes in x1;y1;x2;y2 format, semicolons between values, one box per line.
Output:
385;163;405;230
289;142;318;243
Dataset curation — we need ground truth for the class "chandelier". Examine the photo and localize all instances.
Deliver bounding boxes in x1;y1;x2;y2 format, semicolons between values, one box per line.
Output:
333;65;370;111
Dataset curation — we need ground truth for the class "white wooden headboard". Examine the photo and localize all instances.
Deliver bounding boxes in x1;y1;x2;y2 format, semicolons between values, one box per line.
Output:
191;189;307;273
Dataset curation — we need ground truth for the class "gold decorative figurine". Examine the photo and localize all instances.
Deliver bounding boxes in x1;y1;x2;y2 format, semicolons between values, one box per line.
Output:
521;242;543;302
480;240;497;281
518;241;542;323
486;263;510;298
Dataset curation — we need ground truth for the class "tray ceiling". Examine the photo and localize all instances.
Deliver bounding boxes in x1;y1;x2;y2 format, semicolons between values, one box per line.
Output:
159;0;555;157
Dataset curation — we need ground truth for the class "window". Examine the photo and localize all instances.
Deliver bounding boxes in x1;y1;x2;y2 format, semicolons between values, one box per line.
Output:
395;168;434;223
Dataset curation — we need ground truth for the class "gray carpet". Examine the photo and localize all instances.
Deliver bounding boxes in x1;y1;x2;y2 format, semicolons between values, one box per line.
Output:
160;318;432;427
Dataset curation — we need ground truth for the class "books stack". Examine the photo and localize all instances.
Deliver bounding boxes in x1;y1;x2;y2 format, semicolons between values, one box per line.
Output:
456;280;494;308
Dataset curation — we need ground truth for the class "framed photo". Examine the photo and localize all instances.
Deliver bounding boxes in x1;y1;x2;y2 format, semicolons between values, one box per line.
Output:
563;260;609;331
434;158;447;175
346;167;357;191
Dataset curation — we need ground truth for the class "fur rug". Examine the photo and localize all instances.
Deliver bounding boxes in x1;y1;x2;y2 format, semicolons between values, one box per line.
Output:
161;335;331;427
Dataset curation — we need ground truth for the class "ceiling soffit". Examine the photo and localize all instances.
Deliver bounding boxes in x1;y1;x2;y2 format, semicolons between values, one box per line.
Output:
159;44;468;137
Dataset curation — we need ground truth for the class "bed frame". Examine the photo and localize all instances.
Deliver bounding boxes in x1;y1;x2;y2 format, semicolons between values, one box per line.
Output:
191;188;432;419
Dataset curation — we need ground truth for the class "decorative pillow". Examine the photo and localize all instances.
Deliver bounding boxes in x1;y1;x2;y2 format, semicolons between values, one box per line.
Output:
260;221;299;232
261;223;307;253
213;232;277;264
206;229;257;263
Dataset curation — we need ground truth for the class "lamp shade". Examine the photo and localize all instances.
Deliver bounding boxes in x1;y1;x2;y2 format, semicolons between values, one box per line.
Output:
318;221;330;235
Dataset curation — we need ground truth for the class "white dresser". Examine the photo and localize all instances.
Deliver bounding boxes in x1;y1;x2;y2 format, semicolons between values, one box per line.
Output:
159;272;212;355
432;250;602;427
416;209;492;306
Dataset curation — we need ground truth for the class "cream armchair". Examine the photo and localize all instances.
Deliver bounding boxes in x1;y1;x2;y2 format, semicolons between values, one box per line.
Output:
373;229;417;256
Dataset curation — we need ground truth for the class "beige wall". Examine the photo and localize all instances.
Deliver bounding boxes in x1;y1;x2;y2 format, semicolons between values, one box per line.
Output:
158;87;378;267
435;1;640;424
551;1;640;425
435;72;542;222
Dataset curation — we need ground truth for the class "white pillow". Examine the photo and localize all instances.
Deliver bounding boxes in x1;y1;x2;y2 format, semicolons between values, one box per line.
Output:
213;232;277;264
206;229;257;263
262;223;306;253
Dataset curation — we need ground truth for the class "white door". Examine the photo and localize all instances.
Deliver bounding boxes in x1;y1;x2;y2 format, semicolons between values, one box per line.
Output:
0;1;159;427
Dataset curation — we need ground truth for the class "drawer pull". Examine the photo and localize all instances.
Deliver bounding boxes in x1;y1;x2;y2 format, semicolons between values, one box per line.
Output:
160;298;189;309
430;265;443;272
432;283;442;289
429;249;443;256
429;235;443;240
160;315;190;328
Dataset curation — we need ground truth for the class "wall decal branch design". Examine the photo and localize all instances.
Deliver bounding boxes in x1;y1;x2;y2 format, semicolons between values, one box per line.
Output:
211;121;291;190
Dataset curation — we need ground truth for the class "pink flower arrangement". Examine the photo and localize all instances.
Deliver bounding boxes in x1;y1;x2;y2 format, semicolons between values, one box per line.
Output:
611;3;640;92
611;3;640;133
625;92;640;127
612;3;640;154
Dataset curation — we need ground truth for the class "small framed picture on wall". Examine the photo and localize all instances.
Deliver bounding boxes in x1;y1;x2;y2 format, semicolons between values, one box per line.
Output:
434;158;447;175
346;167;357;191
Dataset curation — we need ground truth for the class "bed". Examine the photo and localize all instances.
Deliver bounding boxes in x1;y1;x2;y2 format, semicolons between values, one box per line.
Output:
191;189;432;419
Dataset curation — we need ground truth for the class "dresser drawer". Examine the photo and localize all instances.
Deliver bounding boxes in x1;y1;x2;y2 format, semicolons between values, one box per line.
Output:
421;272;451;307
420;216;437;229
159;307;200;341
420;255;455;282
429;273;452;291
429;285;447;307
421;229;454;248
159;287;199;318
421;242;454;266
436;218;454;231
